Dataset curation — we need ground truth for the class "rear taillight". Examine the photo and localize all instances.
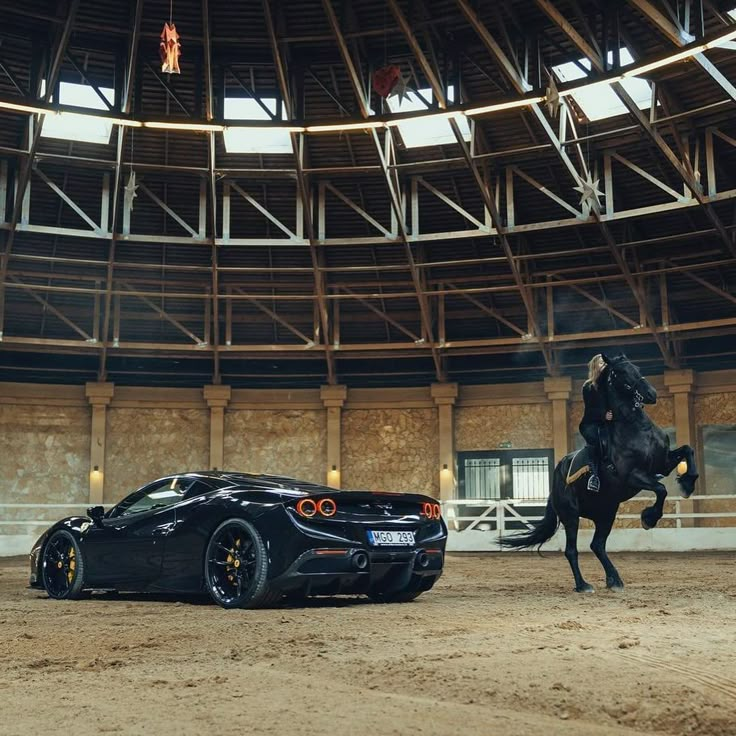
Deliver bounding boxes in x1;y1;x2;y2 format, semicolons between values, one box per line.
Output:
296;498;317;517
317;498;337;517
421;502;441;520
296;497;337;518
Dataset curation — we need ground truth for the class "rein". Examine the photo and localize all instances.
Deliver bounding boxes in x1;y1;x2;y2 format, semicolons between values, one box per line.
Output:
606;368;647;421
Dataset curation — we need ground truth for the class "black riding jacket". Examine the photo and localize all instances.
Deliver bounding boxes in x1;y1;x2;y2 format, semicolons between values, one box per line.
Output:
580;370;610;426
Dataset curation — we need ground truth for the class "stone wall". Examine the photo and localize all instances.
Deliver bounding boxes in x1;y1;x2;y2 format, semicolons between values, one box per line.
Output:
456;403;552;451
0;373;734;556
341;408;438;495
105;408;209;503
0;404;90;505
224;409;326;484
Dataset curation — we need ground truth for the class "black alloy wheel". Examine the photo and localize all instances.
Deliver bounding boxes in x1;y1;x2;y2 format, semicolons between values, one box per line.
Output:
42;530;86;599
204;519;277;609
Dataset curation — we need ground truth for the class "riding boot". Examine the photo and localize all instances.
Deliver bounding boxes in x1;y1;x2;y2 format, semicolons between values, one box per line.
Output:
588;462;601;493
599;425;617;475
587;456;601;492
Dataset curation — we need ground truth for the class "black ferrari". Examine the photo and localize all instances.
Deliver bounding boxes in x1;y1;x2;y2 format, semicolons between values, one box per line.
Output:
29;471;447;608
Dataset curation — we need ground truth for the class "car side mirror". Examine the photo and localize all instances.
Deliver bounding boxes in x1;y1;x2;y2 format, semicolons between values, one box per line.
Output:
87;505;105;527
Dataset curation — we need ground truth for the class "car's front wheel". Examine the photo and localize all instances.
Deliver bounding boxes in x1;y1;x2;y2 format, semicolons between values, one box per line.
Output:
41;530;86;600
204;519;278;609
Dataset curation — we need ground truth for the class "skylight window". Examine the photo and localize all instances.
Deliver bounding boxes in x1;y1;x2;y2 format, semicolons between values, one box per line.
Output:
223;97;292;154
552;48;652;122
386;86;470;148
41;81;115;144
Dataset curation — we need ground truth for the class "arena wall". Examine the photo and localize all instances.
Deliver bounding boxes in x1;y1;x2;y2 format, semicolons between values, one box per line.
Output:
1;370;734;554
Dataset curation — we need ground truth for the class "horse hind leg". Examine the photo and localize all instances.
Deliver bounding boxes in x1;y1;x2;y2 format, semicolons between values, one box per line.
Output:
563;518;594;593
590;518;624;591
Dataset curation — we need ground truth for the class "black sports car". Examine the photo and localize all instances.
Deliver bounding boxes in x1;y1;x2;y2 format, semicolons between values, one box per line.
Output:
29;471;446;608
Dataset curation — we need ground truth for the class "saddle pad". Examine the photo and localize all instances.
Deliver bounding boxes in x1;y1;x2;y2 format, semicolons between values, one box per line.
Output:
566;448;591;485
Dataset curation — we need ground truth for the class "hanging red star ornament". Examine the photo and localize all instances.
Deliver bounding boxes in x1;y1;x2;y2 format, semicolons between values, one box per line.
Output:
160;21;181;74
388;69;411;105
372;64;401;98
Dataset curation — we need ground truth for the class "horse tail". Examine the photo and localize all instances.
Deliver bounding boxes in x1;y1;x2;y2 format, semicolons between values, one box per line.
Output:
500;460;566;550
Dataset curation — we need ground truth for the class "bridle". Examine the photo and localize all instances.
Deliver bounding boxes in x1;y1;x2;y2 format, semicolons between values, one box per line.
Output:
607;365;646;411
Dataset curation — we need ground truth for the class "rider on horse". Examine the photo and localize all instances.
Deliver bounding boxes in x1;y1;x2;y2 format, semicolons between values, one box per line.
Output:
579;354;614;492
503;353;699;593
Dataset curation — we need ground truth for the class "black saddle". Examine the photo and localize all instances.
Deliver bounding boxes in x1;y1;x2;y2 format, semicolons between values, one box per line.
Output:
566;447;594;486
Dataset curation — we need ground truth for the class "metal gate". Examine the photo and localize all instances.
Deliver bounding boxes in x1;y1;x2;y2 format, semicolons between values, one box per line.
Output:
458;449;553;501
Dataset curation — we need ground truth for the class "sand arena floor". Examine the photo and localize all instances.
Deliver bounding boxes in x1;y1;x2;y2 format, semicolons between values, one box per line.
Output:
1;551;735;736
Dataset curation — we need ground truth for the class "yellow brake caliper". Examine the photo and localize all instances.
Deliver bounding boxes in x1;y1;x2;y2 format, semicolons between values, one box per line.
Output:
226;538;240;583
67;547;76;583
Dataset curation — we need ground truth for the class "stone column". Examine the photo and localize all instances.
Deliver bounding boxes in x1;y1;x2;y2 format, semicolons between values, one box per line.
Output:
664;369;696;527
85;382;114;505
320;385;347;488
204;385;231;471
544;376;572;463
431;383;458;501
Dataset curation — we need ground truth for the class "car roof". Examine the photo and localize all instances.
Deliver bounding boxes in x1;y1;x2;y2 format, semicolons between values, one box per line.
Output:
179;471;330;492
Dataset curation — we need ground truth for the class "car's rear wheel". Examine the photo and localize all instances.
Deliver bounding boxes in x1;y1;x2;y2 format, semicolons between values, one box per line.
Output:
204;519;278;609
42;530;86;600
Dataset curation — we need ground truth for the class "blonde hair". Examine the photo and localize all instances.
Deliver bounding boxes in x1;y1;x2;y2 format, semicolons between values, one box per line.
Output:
584;354;606;388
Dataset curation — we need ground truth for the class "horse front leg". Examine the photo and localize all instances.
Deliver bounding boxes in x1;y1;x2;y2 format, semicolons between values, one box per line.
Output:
590;516;624;591
664;445;699;498
563;518;594;593
628;469;667;530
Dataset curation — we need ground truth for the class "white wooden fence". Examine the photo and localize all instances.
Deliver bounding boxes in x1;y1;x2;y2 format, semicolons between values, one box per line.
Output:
442;494;736;552
2;497;735;556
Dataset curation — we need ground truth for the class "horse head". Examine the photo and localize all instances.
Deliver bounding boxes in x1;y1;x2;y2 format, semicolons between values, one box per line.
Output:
602;353;657;406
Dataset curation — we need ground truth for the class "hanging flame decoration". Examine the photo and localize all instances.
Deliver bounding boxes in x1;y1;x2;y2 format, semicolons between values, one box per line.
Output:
372;64;401;99
160;22;181;74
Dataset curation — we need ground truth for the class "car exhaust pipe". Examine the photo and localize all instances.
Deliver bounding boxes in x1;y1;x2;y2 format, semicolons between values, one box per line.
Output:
415;551;429;569
352;551;369;570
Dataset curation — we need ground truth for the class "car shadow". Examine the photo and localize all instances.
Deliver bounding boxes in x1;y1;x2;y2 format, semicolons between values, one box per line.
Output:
33;590;382;609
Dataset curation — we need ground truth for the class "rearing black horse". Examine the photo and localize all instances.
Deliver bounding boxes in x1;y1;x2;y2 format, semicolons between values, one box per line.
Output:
502;354;699;592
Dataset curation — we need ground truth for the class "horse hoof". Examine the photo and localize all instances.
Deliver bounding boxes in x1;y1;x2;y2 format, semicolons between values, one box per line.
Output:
607;581;625;592
641;520;652;530
575;584;595;594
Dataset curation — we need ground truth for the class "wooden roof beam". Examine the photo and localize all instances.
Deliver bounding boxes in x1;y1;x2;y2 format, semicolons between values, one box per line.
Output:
0;0;80;340
321;0;443;380
263;0;336;384
98;0;143;380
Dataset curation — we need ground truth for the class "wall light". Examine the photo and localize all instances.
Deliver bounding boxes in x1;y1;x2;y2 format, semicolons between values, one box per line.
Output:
93;465;99;472
330;464;338;472
442;463;449;471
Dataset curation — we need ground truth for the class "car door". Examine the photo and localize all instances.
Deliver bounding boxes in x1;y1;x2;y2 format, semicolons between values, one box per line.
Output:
83;479;184;589
157;481;218;592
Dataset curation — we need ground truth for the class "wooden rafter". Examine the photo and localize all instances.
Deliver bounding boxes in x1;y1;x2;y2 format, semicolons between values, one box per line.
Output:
262;0;336;384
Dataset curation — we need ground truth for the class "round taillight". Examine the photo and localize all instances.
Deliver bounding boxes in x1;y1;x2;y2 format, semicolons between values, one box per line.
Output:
422;502;433;518
318;498;337;517
296;498;317;517
433;503;441;520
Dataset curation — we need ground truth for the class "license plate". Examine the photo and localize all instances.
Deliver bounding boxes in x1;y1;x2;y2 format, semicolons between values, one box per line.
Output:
367;530;415;546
